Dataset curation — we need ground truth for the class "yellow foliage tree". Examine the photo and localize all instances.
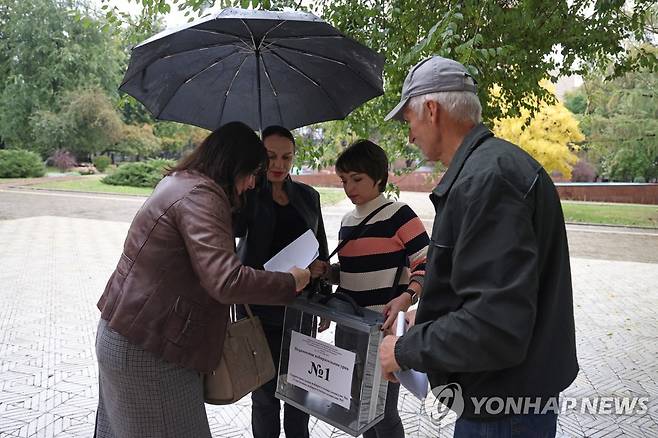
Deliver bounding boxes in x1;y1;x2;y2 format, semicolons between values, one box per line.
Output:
493;83;584;179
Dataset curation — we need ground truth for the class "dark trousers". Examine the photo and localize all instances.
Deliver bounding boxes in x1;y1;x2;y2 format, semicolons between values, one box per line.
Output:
454;412;557;438
251;324;309;438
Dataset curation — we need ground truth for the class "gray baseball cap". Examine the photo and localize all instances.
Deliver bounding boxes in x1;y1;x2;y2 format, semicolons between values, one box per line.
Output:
384;56;477;121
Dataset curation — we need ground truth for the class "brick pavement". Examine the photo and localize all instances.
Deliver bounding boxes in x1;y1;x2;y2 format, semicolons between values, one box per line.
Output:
1;194;657;437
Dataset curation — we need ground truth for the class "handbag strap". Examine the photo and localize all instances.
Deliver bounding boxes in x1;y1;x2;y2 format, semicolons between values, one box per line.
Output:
229;304;255;324
327;202;393;260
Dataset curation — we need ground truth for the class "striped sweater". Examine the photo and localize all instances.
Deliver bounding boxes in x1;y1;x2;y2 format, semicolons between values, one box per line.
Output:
334;194;429;309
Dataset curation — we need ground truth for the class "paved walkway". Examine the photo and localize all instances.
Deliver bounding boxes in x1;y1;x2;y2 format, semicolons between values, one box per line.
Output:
0;188;657;437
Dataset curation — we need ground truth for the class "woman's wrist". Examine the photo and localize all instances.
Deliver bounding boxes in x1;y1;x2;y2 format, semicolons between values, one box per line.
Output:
403;288;419;305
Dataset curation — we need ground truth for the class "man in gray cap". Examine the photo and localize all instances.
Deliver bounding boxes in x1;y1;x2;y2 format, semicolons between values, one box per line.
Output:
378;56;578;436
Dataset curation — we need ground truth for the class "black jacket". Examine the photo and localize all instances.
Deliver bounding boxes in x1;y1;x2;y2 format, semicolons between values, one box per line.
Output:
395;124;578;418
234;176;331;325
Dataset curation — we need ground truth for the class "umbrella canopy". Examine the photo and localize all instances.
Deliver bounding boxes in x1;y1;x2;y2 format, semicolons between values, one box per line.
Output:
120;8;385;131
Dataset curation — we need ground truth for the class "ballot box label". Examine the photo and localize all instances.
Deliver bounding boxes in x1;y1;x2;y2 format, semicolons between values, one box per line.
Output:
287;330;356;409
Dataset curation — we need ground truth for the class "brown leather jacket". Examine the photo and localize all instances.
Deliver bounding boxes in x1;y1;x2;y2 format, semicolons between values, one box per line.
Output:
97;170;296;373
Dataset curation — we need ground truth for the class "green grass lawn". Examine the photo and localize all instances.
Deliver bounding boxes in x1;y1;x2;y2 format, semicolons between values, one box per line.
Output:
30;175;153;196
45;166;63;174
561;201;658;228
21;177;658;227
0;167;74;183
0;178;27;185
29;176;348;206
316;187;346;206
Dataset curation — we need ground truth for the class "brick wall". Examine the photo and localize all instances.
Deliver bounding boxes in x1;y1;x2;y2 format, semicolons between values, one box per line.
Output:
291;171;441;192
292;172;658;205
555;183;658;205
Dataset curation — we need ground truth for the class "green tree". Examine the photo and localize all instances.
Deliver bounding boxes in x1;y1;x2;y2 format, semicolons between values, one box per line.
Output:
0;0;124;149
153;121;207;158
576;62;658;181
115;14;168;126
116;123;162;159
564;89;588;115
31;87;125;160
316;0;655;136
102;0;656;169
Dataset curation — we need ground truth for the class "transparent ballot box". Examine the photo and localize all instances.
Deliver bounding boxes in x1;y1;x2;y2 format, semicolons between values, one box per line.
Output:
275;293;388;436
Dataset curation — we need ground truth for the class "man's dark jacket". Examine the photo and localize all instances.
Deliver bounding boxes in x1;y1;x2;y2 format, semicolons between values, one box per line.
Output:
234;177;331;325
395;124;579;418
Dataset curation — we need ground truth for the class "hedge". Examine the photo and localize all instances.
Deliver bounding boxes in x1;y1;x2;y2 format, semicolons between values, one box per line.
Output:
102;159;174;188
0;149;46;178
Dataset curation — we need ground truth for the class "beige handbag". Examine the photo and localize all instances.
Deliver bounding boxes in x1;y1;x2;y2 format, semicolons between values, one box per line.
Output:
204;304;276;405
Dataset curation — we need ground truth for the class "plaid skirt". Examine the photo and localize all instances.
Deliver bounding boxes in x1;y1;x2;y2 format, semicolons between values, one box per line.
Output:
94;319;211;438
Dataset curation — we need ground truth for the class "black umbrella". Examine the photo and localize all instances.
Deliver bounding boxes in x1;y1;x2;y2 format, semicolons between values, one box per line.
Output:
119;8;385;131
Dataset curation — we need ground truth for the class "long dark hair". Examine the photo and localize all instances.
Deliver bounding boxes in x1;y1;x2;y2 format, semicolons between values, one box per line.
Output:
167;121;267;207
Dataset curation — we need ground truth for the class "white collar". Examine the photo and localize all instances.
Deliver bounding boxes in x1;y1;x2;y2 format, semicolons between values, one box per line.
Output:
354;194;389;218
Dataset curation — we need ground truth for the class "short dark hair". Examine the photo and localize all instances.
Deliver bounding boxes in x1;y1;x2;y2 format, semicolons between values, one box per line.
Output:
335;140;388;192
167;121;267;207
262;125;296;151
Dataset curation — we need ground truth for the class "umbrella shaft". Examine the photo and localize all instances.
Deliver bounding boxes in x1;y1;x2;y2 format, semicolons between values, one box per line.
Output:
255;48;262;134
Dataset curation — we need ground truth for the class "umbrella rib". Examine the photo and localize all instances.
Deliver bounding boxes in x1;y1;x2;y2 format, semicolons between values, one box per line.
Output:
182;49;242;88
269;51;344;118
268;34;345;41
155;49;242;119
264;42;346;66
121;42;251;87
217;54;251;126
240;19;258;49
266;42;381;92
241;19;264;129
260;56;285;127
258;20;287;51
189;28;253;51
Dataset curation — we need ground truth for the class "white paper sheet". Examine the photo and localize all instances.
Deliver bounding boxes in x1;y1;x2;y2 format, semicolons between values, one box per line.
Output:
394;311;429;400
263;229;319;272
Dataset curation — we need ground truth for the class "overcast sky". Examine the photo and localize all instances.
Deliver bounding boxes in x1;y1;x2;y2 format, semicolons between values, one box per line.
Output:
94;0;194;28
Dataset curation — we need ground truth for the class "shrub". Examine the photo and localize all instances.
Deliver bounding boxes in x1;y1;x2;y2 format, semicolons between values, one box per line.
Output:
104;164;118;175
102;159;174;187
47;149;76;172
0;149;46;178
93;155;111;173
633;176;646;183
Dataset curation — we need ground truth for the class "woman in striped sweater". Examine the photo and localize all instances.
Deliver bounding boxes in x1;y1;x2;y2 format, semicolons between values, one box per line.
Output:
320;140;429;438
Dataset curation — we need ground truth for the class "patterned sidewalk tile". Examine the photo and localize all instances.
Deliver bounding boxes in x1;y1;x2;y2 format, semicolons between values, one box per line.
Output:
1;216;657;437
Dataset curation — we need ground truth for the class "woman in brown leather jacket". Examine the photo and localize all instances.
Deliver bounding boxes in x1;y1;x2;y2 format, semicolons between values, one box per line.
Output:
94;122;311;438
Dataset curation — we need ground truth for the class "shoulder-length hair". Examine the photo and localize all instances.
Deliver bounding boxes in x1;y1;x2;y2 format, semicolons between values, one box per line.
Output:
167;121;267;207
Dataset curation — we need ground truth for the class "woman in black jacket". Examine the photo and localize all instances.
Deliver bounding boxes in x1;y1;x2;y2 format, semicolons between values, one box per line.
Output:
234;125;329;438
